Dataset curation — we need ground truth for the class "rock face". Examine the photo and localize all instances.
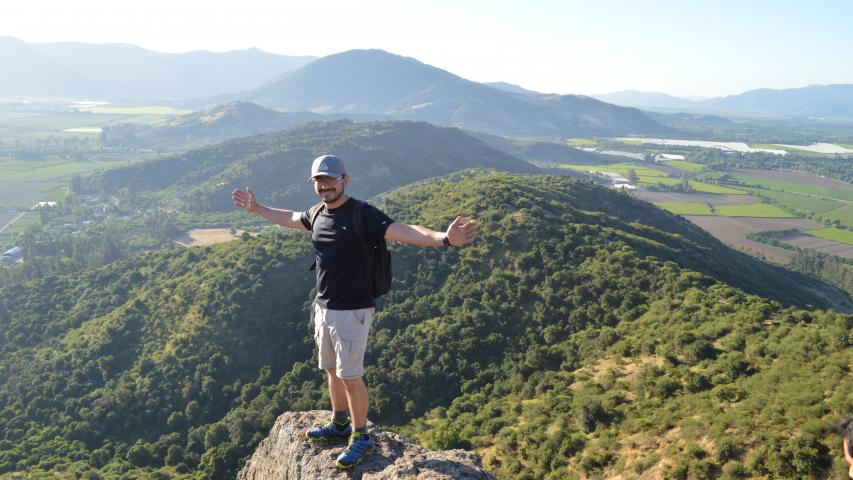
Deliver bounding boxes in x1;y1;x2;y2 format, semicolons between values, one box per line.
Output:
237;410;495;480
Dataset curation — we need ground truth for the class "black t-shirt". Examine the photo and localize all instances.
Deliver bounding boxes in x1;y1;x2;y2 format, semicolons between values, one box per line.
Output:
300;197;394;310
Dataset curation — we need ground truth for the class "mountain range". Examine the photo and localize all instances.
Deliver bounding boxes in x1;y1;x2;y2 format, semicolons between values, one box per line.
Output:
595;85;853;119
0;36;314;101
240;49;673;138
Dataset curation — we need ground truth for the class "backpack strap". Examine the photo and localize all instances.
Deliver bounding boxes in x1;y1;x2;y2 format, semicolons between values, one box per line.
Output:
352;199;366;244
307;202;325;272
307;202;325;230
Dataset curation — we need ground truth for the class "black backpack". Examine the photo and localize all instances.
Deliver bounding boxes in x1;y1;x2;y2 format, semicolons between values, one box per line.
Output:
307;199;392;298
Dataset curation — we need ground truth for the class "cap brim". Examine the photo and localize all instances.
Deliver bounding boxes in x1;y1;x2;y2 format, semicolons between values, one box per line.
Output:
308;173;343;182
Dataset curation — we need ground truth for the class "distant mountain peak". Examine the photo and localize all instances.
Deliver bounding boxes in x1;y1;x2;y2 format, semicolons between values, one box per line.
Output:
246;50;672;137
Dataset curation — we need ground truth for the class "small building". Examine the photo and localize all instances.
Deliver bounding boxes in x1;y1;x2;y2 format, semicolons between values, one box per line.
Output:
654;153;686;162
0;246;23;264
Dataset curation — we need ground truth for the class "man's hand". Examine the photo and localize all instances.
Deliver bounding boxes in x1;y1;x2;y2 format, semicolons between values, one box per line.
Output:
445;216;478;247
233;187;259;214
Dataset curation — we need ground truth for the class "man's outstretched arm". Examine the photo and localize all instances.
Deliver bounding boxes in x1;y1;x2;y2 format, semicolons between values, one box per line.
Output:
233;188;306;231
385;216;477;247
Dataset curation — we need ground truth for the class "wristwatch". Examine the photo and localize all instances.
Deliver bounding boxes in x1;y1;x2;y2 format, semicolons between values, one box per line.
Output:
442;235;452;247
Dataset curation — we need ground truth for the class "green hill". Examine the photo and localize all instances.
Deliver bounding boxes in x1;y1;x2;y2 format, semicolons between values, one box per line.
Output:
0;172;850;479
84;120;540;213
99;102;328;149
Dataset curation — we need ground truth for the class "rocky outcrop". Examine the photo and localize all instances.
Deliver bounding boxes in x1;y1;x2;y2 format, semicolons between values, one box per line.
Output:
237;410;495;480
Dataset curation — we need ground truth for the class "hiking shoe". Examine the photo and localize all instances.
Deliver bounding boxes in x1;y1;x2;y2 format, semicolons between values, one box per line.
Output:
335;431;375;469
305;419;352;442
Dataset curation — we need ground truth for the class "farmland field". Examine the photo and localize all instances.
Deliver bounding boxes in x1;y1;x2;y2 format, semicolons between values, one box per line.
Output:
733;169;853;202
663;160;706;173
690;182;745;194
685;216;822;263
634;191;759;205
76;105;192;115
1;211;40;235
567;138;596;146
779;231;853;259
557;163;744;194
804;228;853;246
0;181;58;209
0;158;129;182
0;210;21;231
0;158;129;208
654;202;713;215
560;162;668;178
749;189;844;214
715;204;795;218
733;175;853;202
822;205;853;226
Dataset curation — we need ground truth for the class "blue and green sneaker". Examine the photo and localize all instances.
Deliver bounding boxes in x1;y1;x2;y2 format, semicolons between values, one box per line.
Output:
305;419;352;442
335;431;375;469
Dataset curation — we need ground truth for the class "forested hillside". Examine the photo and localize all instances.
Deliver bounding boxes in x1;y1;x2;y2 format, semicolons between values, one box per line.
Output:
0;172;849;479
81;120;539;213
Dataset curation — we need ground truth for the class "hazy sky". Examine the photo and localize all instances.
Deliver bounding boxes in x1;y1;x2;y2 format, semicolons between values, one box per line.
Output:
2;0;851;98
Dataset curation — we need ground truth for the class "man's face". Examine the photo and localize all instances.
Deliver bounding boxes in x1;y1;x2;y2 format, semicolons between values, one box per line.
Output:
311;175;346;204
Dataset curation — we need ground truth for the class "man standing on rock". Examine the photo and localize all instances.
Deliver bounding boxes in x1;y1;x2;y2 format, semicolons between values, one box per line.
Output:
233;154;477;469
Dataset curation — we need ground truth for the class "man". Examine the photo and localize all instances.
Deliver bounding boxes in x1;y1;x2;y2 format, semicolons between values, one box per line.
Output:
232;154;477;469
840;416;853;479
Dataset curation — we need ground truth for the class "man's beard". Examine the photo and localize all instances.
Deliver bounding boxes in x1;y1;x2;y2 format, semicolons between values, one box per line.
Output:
318;187;344;204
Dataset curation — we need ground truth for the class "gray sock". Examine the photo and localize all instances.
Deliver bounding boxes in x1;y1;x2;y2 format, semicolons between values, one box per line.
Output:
333;410;349;426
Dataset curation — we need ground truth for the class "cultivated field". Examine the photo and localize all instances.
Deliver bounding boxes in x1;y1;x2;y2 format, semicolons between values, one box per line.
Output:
653;202;713;215
734;169;853;202
804;228;853;246
819;205;853;226
173;229;256;247
0;211;40;236
0;181;58;209
0;210;22;232
714;204;794;218
634;191;759;205
685;216;822;263
662;160;706;173
780;231;853;259
558;163;744;194
749;188;844;214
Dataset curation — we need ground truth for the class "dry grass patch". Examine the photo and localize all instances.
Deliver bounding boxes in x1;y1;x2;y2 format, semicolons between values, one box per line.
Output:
173;228;256;247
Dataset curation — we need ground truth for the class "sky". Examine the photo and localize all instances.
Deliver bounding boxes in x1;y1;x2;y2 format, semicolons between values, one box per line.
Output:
1;0;852;98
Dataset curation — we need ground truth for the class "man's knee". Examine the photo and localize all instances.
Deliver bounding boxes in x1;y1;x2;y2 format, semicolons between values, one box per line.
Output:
341;376;363;390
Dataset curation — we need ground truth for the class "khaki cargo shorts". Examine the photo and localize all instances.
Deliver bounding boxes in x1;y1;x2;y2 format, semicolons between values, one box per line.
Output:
313;303;373;379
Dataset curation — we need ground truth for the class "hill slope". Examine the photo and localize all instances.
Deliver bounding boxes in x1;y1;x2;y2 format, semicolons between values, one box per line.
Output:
100;102;328;148
0;36;315;101
0;172;849;479
244;49;674;138
85;120;540;213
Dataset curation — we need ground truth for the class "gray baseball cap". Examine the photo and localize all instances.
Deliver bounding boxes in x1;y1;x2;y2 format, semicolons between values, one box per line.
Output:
309;154;346;181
